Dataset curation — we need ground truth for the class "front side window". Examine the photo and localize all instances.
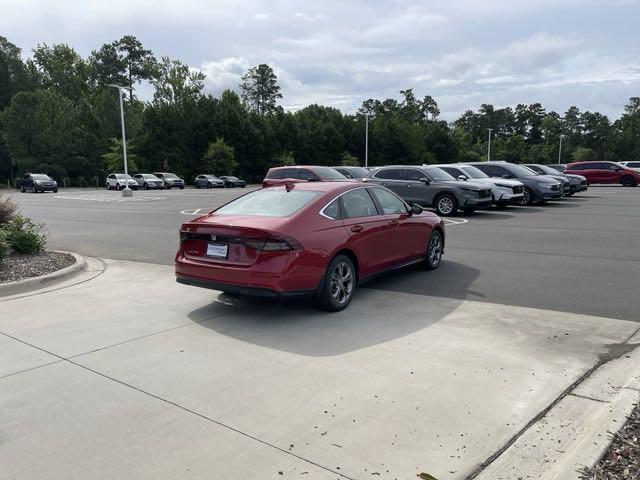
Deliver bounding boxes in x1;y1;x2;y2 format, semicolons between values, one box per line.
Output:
341;188;378;219
215;189;321;217
370;188;407;214
297;169;318;181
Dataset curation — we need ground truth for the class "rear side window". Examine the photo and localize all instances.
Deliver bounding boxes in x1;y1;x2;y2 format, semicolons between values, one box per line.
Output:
341;189;379;218
374;168;401;180
370;188;407;214
216;189;321;217
478;165;507;177
405;169;426;181
322;199;341;219
440;167;463;178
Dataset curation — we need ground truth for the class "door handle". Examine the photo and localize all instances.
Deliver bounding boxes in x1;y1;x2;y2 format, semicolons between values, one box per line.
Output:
389;220;399;226
350;225;364;233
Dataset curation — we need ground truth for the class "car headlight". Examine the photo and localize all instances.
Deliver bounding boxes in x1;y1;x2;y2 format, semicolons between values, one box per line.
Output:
35;180;42;184
494;183;512;188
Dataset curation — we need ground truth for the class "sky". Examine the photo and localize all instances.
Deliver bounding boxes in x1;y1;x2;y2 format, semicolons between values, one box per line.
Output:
2;0;639;120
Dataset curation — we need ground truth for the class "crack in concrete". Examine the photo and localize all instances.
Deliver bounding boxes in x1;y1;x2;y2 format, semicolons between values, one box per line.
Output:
568;393;610;404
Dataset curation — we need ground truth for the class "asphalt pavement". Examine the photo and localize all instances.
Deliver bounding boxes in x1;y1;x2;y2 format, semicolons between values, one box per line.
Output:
5;185;640;321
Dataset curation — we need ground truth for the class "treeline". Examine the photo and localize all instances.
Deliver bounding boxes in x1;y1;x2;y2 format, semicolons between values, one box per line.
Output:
1;35;639;185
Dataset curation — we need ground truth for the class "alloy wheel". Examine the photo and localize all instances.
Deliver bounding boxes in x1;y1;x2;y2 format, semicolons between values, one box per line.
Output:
428;231;443;268
330;261;354;306
437;196;455;215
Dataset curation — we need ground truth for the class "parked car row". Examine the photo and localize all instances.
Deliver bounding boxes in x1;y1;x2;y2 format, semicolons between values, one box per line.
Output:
170;159;635;312
193;174;247;188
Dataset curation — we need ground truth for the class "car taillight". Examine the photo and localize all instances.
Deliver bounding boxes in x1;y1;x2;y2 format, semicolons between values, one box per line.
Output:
245;237;301;251
180;231;189;242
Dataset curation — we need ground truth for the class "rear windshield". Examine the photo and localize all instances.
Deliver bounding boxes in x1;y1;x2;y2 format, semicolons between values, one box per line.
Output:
32;174;52;180
316;167;347;180
215;189;322;217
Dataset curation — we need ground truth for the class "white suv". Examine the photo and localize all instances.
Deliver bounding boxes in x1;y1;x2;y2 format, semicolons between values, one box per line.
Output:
106;174;139;190
435;164;525;206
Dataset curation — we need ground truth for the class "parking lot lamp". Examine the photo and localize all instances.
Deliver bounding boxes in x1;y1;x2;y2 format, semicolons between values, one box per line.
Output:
558;134;565;164
487;128;493;161
107;84;133;197
365;114;369;168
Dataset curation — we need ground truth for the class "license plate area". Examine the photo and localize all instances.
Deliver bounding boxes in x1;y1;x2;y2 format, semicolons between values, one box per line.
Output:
206;242;228;259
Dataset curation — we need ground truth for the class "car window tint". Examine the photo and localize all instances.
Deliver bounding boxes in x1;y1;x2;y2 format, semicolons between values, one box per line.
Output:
216;189;321;217
322;199;340;219
482;165;507;177
371;188;406;214
297;169;317;181
440;167;462;177
374;168;400;180
405;169;426;181
341;188;379;218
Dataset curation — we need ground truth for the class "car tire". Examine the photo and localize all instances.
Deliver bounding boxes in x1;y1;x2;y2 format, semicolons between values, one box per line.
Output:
621;175;637;187
434;193;458;216
422;229;444;271
106;184;110;190
20;185;25;193
463;208;475;215
317;254;356;312
522;187;534;205
241;185;246;188
206;182;212;189
179;186;184;190
144;183;149;190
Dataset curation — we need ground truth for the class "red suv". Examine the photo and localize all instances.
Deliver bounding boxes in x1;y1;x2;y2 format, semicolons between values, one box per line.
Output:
564;161;640;187
263;166;349;187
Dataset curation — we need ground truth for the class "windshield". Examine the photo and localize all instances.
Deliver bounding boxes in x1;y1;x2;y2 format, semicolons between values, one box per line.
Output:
206;175;220;179
424;167;456;181
521;166;540;175
344;167;369;178
115;174;133;179
215;189;322;217
143;174;159;179
226;176;239;181
32;174;52;181
535;165;561;175
505;164;540;177
459;166;489;179
164;173;178;179
316;167;348;180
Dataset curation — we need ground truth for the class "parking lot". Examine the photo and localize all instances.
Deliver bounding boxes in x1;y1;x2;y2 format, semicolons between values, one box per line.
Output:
2;185;640;480
6;185;640;320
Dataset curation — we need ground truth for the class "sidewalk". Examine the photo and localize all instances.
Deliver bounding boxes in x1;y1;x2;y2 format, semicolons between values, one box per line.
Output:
1;258;639;480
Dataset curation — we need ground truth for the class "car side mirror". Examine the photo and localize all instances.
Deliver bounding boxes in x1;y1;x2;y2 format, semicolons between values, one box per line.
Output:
410;204;423;215
307;178;318;182
457;175;467;181
501;174;512;179
419;177;430;185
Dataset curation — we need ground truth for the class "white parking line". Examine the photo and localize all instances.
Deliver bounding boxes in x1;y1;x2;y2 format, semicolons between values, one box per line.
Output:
180;208;210;215
54;193;166;202
443;217;469;226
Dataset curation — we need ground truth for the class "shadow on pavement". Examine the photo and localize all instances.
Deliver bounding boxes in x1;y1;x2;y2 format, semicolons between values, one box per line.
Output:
188;261;480;356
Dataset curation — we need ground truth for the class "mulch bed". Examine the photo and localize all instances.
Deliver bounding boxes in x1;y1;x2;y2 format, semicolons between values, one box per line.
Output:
0;251;76;283
579;399;640;479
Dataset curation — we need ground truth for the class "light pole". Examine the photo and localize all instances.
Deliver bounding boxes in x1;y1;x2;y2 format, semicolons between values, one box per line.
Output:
364;114;369;168
107;84;133;197
558;134;565;164
487;128;493;161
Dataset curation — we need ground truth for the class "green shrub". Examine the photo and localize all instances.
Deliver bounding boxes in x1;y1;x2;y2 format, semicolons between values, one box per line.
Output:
1;215;47;254
0;230;8;262
0;194;17;225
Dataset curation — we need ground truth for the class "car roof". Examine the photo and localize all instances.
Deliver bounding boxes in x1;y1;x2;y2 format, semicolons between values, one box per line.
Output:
269;165;328;170
265;180;368;194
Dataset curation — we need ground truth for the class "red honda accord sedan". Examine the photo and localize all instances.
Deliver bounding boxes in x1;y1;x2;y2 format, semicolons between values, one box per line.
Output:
176;182;445;311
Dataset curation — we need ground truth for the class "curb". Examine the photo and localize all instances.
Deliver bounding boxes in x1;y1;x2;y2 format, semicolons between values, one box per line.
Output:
0;251;87;298
474;343;640;480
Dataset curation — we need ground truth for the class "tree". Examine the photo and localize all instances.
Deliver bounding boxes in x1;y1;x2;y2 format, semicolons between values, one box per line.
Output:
101;138;138;172
151;57;205;106
274;151;295;166
572;146;595;162
200;138;237;174
89;36;156;101
240;64;282;115
341;151;359;166
3;89;85;175
32;43;90;99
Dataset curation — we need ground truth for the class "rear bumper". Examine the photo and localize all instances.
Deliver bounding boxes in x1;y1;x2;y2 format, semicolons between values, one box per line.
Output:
176;274;315;298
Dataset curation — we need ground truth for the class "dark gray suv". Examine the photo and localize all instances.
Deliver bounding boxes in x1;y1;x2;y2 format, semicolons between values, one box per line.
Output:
364;165;492;216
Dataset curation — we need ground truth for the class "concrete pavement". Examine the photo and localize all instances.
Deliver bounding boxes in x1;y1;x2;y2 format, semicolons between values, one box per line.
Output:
2;258;639;480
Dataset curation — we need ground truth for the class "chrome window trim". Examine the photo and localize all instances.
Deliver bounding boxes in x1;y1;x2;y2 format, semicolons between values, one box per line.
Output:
318;185;407;220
